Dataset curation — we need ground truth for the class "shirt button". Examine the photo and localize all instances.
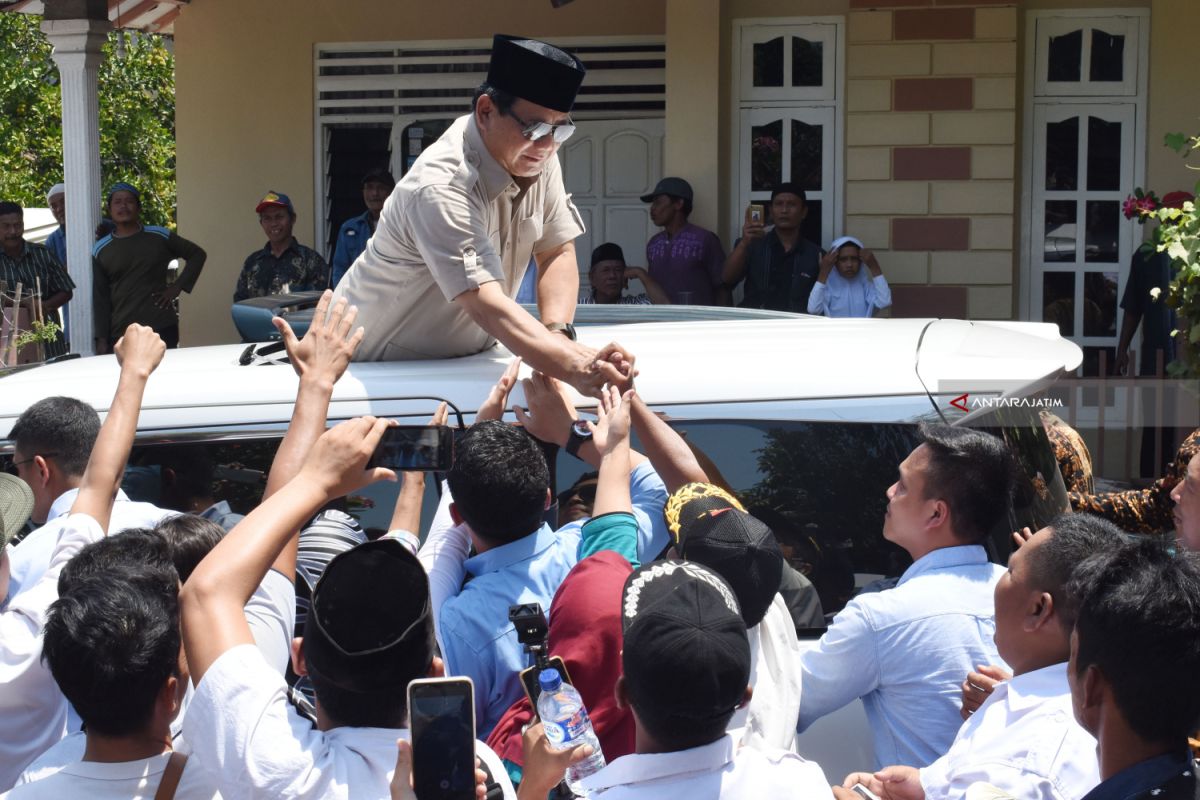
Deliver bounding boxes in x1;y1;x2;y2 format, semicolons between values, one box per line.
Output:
467;152;480;167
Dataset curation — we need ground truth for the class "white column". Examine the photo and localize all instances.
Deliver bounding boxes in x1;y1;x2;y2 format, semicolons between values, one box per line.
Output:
41;18;110;357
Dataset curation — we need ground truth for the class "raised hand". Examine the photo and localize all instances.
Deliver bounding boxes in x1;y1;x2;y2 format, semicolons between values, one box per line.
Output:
477;357;522;422
389;738;488;800
272;290;364;385
113;323;166;378
514;371;578;447
588;385;633;456
297;416;396;500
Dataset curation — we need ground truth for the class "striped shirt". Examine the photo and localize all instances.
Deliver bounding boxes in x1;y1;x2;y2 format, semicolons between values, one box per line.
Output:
0;241;74;358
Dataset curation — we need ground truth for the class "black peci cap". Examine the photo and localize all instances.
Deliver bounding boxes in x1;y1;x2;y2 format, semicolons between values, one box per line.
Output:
303;538;434;693
487;34;586;113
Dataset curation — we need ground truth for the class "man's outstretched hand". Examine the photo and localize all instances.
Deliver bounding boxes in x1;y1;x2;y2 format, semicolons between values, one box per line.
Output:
273;289;364;387
567;341;636;398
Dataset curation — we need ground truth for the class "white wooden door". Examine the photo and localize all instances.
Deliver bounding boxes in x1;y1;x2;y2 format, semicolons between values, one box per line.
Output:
737;106;836;250
1029;102;1136;377
559;119;665;287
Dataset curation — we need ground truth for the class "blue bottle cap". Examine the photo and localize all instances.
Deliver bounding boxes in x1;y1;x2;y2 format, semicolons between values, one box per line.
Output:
538;667;562;693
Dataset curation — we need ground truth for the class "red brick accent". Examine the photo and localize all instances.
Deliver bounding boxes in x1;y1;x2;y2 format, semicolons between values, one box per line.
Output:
892;218;971;251
894;8;975;39
849;0;930;8
894;77;973;111
893;147;972;180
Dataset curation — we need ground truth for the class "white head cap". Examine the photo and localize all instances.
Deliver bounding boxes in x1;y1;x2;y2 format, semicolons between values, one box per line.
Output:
46;183;65;203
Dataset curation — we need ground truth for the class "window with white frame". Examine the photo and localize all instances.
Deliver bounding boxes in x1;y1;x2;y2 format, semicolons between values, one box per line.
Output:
1022;10;1148;379
730;18;843;250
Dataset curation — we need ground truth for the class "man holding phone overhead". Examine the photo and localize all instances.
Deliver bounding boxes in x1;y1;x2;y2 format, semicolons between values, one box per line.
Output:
722;182;822;313
331;34;632;398
178;296;517;799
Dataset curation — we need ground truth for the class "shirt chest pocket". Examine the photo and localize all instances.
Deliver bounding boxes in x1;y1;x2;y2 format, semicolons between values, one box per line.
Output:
517;215;543;250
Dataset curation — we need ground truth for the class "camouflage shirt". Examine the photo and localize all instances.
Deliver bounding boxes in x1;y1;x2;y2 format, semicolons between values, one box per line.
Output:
1070;428;1200;534
234;239;328;302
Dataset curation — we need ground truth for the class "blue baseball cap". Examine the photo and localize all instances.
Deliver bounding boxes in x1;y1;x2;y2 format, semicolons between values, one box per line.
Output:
107;182;140;204
255;190;295;215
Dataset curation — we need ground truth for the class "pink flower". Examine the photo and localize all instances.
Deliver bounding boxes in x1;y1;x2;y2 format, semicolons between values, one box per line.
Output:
1123;196;1139;219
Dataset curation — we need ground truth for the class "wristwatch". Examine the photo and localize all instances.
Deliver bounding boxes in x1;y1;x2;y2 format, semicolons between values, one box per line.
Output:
565;419;592;458
545;322;577;341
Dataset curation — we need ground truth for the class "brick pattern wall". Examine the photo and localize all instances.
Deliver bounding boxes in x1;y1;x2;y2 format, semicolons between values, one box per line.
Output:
844;2;1017;319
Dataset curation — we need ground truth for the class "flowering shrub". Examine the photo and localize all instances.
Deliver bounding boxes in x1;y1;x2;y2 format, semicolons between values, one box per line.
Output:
1123;132;1200;377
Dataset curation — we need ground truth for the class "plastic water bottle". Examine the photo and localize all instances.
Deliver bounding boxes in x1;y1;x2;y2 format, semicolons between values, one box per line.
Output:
536;668;606;793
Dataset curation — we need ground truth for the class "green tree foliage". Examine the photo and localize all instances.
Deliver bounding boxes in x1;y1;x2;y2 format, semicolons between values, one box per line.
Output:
0;13;175;227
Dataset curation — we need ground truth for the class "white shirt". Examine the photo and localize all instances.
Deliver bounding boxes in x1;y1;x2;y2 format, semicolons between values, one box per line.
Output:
184;644;516;800
728;593;802;752
13;569;292;789
1;751;220;800
0;513;104;791
919;662;1100;800
4;488;175;604
580;732;832;799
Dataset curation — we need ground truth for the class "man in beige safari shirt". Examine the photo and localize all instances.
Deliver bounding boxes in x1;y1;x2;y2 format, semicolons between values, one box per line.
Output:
332;34;631;395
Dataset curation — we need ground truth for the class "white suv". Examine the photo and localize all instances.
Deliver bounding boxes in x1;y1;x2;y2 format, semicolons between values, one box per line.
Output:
0;309;1081;776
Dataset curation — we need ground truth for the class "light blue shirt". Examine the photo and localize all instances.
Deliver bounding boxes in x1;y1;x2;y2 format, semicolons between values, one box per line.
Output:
797;544;1005;769
439;461;669;734
330;211;374;288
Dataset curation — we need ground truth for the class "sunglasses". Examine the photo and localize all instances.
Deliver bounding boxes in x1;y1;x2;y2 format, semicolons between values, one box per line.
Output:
503;108;576;144
556;481;597;507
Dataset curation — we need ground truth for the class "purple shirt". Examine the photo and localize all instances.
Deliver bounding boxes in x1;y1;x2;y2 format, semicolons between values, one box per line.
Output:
645;223;725;305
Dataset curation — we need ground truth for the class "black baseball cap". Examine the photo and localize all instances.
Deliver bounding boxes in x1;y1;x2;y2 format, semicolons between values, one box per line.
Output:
640;177;693;204
361;169;395;189
621;560;750;724
303;538;434;693
487;35;586;113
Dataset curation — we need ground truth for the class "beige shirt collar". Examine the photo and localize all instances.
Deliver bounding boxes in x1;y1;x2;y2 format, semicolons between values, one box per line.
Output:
464;113;517;203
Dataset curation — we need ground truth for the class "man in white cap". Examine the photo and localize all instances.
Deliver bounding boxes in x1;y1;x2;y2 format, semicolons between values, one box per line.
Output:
332;34;631;396
44;184;67;268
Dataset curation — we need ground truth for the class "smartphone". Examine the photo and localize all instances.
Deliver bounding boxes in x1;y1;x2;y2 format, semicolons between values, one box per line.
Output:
368;425;454;471
748;203;764;224
408;677;476;800
851;784;881;800
520;656;575;710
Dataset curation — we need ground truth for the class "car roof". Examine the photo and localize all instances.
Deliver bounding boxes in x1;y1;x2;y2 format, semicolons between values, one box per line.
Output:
0;316;1081;441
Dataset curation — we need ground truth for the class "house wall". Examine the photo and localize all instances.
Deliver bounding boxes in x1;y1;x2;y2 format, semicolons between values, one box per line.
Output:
173;0;666;346
172;0;1196;345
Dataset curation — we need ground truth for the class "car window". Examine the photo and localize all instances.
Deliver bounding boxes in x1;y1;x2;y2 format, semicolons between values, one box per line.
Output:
553;416;1065;626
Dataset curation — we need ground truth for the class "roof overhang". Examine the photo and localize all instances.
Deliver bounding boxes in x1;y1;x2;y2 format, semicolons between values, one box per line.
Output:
0;0;186;35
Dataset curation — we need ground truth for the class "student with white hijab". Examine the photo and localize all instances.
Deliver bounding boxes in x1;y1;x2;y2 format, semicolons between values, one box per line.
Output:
808;236;891;318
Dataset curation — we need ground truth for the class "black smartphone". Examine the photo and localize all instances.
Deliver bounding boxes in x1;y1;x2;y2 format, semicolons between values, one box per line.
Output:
408;677;476;800
519;656;575;711
368;425;454;471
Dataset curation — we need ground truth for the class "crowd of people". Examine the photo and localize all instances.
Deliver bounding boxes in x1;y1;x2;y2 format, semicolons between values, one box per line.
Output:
1;30;1198;800
0;305;1198;800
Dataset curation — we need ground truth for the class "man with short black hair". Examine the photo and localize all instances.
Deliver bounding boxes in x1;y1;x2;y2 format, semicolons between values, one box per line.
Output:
92;182;207;353
642;177;725;306
331;35;632;398
796;424;1018;768
846;513;1121;800
234;191;328;302
0;200;73;358
523;559;831;798
5;396;172;603
330;168;394;289
1067;538;1200;800
722;182;822;313
0;324;167;791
